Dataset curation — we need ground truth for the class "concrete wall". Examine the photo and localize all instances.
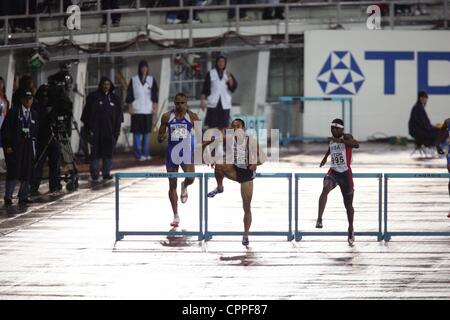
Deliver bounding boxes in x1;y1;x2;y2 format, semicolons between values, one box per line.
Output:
228;50;270;116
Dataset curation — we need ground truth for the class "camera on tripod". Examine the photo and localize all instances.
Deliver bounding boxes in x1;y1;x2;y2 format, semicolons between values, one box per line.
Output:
34;61;80;191
45;63;76;139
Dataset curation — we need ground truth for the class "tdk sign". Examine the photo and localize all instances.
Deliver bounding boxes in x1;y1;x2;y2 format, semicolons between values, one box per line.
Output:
318;51;450;95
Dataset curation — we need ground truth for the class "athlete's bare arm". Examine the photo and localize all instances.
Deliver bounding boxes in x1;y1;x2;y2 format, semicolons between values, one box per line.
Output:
343;134;359;148
320;148;330;167
158;112;170;143
329;134;359;149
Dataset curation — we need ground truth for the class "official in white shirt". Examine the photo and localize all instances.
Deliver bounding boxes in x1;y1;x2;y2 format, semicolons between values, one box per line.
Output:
126;60;159;161
200;55;238;132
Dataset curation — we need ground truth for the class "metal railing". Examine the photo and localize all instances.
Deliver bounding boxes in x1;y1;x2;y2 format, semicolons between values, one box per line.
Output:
0;0;448;51
276;96;353;145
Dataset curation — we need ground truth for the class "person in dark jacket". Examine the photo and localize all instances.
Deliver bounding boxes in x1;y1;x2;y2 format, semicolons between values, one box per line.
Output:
408;91;444;149
81;77;123;181
29;84;62;194
1;90;39;207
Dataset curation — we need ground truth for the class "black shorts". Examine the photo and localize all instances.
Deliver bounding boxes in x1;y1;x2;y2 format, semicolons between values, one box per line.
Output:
234;165;256;183
324;169;354;197
131;114;153;133
204;99;230;129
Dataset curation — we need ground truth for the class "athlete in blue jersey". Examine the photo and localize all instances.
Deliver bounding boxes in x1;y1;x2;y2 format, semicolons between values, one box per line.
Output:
158;93;201;227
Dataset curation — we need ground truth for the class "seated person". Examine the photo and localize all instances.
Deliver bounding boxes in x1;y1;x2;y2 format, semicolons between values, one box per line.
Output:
408;91;448;153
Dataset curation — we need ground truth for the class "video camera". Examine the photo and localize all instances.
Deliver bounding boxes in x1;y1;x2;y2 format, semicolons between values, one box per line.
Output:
44;62;76;136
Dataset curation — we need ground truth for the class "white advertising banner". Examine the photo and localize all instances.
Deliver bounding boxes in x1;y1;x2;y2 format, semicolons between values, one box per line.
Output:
304;30;450;140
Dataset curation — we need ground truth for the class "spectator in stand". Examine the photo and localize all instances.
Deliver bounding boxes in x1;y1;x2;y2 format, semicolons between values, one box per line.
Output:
228;0;252;21
101;0;121;27
262;0;284;20
166;0;205;24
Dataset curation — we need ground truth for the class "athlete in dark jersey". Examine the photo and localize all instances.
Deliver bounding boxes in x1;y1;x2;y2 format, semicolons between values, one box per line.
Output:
206;118;265;247
316;118;359;246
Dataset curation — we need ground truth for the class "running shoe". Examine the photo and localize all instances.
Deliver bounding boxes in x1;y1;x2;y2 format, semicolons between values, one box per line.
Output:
207;187;223;198
315;219;323;229
170;214;180;227
348;230;355;246
242;235;249;246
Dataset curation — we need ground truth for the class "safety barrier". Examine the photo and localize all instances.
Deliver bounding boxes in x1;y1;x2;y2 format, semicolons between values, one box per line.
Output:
384;173;450;241
203;172;293;241
294;173;383;241
115;172;203;241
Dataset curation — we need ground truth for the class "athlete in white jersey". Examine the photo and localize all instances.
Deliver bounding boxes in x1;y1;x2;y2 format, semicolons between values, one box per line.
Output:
316;119;359;246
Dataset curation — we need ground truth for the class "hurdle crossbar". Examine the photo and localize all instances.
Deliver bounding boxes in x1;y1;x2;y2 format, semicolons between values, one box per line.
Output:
115;172;204;241
294;172;383;241
204;172;294;241
384;173;450;241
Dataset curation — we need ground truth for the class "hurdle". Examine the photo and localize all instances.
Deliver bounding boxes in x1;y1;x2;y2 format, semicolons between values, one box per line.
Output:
294;173;383;241
384;173;450;241
203;172;294;241
115;172;204;241
276;96;353;145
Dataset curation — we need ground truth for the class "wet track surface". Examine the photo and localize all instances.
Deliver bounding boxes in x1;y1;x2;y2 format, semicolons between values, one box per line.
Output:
0;143;449;299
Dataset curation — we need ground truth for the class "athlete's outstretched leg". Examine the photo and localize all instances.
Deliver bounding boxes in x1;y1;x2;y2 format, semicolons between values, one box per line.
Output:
316;178;335;228
207;164;237;197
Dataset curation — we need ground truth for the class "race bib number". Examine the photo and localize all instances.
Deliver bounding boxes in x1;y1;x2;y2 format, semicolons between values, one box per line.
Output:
331;152;345;166
171;124;189;140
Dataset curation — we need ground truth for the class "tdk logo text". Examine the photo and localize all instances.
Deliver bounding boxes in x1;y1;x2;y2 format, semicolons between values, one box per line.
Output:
318;51;450;95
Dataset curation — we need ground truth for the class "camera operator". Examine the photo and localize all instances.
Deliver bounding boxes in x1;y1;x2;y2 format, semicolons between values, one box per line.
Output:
1;90;39;207
29;82;63;194
30;67;73;193
81;77;123;182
